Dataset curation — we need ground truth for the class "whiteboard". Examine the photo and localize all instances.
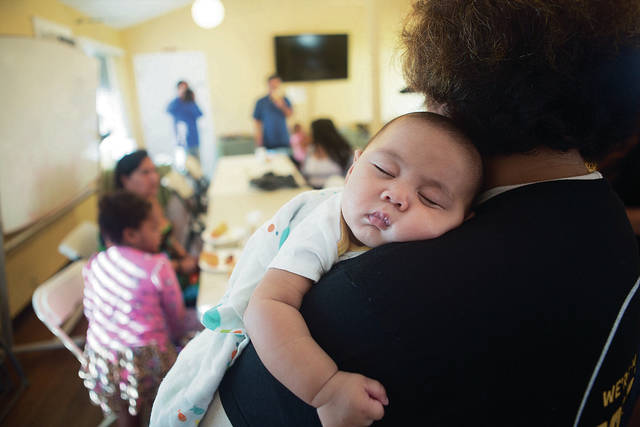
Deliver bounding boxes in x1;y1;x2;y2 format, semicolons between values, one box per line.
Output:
0;37;99;234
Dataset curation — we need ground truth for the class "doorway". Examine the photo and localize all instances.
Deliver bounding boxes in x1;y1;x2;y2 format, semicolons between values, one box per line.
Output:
133;51;217;178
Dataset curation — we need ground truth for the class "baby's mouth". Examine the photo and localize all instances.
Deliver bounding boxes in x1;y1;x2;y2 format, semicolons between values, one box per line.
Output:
367;211;390;229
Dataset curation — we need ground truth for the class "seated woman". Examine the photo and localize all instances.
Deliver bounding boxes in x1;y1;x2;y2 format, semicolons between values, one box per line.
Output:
81;191;200;426
114;150;199;304
301;119;353;189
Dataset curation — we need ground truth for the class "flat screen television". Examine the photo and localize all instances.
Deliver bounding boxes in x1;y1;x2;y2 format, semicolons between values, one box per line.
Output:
274;34;348;82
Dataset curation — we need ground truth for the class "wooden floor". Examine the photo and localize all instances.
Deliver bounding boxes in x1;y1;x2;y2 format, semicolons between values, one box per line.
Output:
0;307;104;427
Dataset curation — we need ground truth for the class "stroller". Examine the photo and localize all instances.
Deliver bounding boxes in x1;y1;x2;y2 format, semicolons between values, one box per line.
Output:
161;154;209;255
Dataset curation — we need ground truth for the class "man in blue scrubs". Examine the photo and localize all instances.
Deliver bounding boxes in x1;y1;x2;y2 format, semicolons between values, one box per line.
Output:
253;74;293;150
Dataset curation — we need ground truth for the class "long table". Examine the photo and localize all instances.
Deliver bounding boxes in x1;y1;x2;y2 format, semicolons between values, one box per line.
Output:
196;153;309;315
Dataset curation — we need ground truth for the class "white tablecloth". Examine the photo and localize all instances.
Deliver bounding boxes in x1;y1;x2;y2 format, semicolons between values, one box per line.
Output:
196;153;309;315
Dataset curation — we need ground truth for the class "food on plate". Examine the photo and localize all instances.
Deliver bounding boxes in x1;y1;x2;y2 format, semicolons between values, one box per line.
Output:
210;222;229;238
200;251;219;267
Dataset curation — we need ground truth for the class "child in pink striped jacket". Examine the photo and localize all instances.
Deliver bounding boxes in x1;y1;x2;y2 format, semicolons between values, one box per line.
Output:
81;191;198;426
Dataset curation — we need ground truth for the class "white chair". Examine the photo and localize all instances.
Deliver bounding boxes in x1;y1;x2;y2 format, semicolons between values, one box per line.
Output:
29;260;87;364
58;221;99;261
29;261;118;426
185;154;204;180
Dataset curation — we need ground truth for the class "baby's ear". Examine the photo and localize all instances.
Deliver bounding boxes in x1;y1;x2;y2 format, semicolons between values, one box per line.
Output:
345;150;361;181
348;149;362;172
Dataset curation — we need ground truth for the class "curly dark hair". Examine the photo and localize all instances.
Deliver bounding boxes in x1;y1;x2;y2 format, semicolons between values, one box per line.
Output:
402;0;640;161
99;191;151;245
311;119;354;173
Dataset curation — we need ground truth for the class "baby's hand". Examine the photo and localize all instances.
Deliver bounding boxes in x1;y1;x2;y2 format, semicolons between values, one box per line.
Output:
312;371;388;427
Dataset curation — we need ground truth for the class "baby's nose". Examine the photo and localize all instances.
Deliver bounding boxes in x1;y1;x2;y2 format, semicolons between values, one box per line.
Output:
382;190;408;211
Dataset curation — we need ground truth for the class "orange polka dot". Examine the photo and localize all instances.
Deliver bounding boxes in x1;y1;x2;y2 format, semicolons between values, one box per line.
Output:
178;410;187;422
267;224;275;232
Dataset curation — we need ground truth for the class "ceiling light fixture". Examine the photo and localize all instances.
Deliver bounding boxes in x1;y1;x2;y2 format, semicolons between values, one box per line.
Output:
191;0;225;29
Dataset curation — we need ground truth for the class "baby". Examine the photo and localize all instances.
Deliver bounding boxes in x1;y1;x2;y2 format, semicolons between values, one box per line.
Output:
151;112;482;426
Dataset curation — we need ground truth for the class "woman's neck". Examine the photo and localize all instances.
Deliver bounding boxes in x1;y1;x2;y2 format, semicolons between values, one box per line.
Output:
482;148;589;190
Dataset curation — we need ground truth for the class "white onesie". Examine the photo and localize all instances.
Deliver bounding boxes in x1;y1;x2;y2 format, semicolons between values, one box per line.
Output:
150;189;367;426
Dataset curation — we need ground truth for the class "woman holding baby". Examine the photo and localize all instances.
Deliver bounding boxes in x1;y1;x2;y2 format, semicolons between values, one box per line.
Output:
181;1;640;425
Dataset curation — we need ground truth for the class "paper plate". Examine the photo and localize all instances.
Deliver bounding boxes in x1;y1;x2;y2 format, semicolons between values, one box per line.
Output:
202;225;246;247
199;249;241;273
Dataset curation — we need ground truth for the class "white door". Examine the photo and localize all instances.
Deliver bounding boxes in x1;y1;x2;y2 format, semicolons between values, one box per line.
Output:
133;51;217;178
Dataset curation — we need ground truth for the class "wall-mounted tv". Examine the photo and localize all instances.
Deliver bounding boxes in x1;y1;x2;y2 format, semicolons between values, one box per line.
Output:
274;34;348;82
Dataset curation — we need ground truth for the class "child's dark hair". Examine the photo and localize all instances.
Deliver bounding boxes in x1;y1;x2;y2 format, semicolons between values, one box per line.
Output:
99;191;151;245
114;150;149;189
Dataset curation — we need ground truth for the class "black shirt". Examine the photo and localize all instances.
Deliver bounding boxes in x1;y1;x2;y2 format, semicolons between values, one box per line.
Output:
220;178;640;426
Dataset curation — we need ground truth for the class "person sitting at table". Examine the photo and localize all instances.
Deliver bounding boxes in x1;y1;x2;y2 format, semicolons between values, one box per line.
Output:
81;191;201;426
181;0;639;425
114;150;200;304
288;123;309;169
301;118;353;189
150;111;483;426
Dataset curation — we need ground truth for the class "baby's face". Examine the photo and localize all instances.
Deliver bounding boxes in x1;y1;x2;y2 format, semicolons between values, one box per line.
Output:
341;117;479;248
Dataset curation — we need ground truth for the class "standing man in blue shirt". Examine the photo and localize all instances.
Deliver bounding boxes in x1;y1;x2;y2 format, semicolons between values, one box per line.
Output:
253;74;293;150
167;80;203;159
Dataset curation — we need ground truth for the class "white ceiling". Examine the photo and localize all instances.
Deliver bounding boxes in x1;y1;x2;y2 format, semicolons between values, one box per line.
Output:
59;0;193;29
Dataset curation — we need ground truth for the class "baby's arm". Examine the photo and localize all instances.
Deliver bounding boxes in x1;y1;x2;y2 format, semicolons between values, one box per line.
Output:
244;268;388;426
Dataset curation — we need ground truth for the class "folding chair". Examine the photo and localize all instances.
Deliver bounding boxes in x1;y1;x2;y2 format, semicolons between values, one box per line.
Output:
27;260;87;361
23;261;117;426
58;221;99;261
162;167;207;253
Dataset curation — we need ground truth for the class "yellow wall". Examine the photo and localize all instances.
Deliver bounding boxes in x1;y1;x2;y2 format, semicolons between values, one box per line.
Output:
121;0;417;142
0;0;111;315
4;194;98;317
0;0;139;151
0;0;120;44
